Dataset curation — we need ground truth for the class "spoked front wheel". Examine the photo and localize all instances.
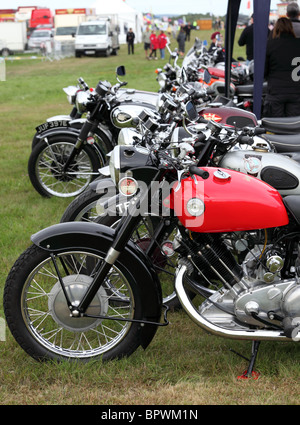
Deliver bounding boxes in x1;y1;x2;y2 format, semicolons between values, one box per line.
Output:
4;245;145;362
28;135;102;198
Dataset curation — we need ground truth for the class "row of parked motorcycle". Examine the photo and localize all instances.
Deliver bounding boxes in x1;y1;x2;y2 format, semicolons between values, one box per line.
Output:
4;39;300;378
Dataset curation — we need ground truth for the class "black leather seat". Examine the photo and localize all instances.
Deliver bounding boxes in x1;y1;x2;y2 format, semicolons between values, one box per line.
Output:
283;195;300;226
235;82;268;96
262;133;300;152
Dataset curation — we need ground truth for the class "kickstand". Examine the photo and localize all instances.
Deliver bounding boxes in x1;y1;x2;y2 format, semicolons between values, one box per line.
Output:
230;340;261;380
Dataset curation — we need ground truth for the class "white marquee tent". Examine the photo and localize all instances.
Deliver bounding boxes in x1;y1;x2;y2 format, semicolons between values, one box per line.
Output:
91;0;144;43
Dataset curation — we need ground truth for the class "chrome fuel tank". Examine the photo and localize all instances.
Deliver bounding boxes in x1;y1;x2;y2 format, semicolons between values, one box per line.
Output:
219;150;300;196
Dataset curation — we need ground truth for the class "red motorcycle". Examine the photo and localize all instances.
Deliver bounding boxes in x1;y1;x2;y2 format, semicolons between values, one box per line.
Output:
4;106;300;379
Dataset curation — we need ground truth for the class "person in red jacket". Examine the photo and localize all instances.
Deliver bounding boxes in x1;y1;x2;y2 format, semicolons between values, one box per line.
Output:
149;30;158;60
158;30;168;59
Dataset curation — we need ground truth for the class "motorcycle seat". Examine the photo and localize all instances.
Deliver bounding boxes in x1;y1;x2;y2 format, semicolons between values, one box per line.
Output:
261;116;300;135
262;134;300;153
283;195;300;226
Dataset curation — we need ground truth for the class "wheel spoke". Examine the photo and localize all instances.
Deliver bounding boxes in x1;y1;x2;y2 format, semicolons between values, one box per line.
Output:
21;251;134;359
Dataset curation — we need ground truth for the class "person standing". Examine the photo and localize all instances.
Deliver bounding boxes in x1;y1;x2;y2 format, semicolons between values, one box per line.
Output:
184;22;192;41
158;29;168;60
149;30;158;60
142;26;151;59
176;26;186;57
263;17;300;117
287;1;300;37
126;28;135;54
238;14;254;62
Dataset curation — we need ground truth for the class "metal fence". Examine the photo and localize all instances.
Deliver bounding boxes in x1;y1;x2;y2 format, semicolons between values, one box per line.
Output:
41;40;75;61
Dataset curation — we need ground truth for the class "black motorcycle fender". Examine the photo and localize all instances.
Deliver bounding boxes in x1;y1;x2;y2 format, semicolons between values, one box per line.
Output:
35;127;80;140
31;221;162;349
36;127;106;161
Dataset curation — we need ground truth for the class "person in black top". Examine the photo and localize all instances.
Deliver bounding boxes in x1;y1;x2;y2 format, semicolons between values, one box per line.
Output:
263;17;300;117
184;22;192;41
287;1;300;37
126;28;135;54
208;31;225;64
238;15;254;62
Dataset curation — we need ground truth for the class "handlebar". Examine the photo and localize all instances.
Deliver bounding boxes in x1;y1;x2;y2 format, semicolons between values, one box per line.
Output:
78;77;90;91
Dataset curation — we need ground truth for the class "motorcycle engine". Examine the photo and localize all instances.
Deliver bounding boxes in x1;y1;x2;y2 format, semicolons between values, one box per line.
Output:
183;231;300;333
234;243;300;327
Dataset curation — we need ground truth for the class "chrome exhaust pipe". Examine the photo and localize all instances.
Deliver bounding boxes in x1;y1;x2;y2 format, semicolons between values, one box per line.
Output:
175;265;300;342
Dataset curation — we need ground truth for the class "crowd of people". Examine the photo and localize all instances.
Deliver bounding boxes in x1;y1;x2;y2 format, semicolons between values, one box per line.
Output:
126;2;300;119
127;22;192;60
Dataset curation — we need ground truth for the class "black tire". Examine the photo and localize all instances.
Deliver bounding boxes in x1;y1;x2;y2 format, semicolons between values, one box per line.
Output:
4;244;145;362
28;134;102;198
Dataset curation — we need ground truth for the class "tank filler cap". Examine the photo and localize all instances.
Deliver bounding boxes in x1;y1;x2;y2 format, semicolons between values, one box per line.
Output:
214;169;231;180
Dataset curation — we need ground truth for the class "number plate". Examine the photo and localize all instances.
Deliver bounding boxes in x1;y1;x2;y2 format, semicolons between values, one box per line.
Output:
36;120;70;133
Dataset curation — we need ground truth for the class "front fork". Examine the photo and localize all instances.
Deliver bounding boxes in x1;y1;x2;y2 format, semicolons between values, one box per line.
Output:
63;118;95;173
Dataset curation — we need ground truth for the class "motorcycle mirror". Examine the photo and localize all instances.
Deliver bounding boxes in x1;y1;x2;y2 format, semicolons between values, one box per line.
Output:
185;101;198;121
116;66;126;76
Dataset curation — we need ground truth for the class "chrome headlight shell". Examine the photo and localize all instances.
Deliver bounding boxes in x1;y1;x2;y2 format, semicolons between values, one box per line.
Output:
63;86;79;105
75;90;89;114
157;72;167;88
117;128;142;146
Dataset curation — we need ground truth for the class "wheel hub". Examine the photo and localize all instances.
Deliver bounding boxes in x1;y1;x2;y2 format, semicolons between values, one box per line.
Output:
48;275;108;332
51;156;77;182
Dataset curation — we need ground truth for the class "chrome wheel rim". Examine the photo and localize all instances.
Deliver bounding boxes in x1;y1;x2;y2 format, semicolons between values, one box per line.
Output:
21;251;134;359
36;142;96;197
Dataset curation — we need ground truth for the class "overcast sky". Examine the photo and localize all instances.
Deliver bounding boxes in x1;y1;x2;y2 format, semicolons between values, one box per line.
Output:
7;0;280;16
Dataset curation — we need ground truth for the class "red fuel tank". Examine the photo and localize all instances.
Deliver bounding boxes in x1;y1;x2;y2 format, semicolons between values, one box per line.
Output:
169;167;289;233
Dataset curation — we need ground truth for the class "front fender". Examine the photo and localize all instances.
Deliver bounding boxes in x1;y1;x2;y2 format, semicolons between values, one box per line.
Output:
88;176;115;193
31;221;162;349
35;127;80;140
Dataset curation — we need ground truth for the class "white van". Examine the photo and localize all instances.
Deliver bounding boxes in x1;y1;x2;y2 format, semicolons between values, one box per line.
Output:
75;19;119;57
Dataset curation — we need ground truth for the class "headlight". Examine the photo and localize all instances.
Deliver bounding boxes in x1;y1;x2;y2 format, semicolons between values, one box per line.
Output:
186;198;205;217
109;146;121;185
157;73;167;88
75;91;89;114
109;145;154;186
117;128;142;146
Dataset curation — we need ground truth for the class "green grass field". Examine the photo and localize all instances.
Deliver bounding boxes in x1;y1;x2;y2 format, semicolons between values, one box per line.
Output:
0;29;299;406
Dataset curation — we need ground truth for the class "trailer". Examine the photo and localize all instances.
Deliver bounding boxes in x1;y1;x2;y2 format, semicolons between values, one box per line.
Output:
54;8;95;42
0;21;27;56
